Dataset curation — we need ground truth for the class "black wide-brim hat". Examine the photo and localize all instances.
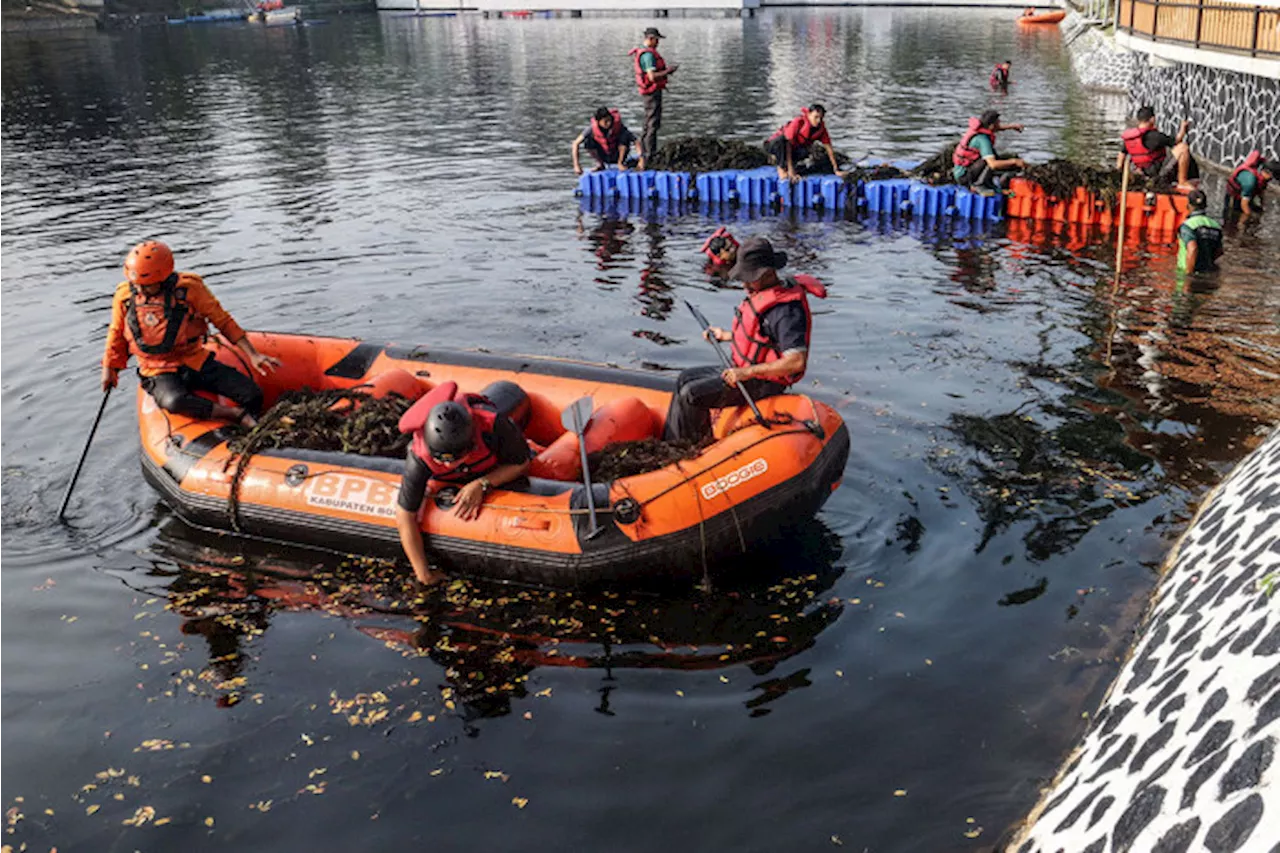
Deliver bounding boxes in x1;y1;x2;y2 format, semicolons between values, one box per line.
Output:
729;236;788;282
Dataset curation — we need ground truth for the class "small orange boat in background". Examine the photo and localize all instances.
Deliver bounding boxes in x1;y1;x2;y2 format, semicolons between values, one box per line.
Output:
1018;8;1066;25
139;332;849;588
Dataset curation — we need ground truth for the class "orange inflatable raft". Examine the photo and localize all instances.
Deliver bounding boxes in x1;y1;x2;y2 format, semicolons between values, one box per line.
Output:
139;332;849;587
1018;9;1066;24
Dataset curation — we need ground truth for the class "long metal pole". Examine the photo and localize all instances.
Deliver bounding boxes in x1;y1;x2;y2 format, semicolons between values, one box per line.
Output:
57;390;112;522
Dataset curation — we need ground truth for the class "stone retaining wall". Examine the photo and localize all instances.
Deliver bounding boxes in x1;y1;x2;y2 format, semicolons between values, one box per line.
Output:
1007;427;1280;852
1061;9;1280;168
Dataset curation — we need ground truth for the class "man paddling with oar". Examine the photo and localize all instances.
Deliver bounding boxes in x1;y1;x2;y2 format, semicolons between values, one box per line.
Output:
665;237;827;443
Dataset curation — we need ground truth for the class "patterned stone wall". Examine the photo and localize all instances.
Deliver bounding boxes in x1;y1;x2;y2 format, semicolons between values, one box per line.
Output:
1128;62;1280;169
1063;12;1140;91
1062;11;1280;168
1007;428;1280;852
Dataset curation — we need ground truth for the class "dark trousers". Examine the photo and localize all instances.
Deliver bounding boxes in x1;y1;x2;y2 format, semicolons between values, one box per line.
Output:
957;160;995;190
663;365;785;443
764;136;812;170
640;91;663;161
582;136;630;166
140;353;264;420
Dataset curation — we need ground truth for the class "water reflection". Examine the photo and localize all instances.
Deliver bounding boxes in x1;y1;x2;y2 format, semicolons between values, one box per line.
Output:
144;517;845;720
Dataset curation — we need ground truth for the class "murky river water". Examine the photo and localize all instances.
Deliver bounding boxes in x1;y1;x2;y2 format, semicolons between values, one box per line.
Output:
3;8;1278;852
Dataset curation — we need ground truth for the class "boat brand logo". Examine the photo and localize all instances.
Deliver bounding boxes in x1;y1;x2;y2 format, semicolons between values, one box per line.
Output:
304;473;397;519
701;458;768;500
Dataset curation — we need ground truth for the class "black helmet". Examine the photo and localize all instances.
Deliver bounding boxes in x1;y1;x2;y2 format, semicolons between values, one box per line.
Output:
425;401;474;461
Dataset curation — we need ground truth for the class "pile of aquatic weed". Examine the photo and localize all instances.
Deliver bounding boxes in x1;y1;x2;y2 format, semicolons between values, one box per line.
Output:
647;136;771;172
226;388;414;527
588;437;703;480
911;144;959;185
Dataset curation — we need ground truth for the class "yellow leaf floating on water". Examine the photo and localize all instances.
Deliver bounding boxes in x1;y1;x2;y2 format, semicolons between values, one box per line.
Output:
893;790;907;797
963;827;983;838
351;751;360;761
511;797;528;809
85;805;100;816
484;772;510;782
204;817;214;827
675;690;684;697
408;711;422;723
429;769;444;777
122;805;155;826
201;775;212;784
154;817;171;826
830;836;843;846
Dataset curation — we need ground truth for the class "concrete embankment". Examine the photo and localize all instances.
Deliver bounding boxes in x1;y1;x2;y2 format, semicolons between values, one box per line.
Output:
1007;428;1280;852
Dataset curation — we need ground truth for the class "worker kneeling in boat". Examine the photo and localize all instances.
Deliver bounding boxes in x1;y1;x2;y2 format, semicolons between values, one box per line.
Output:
953;109;1025;194
1177;189;1224;275
1225;151;1276;217
101;241;278;428
765;104;847;183
572;107;637;175
396;385;532;585
1118;106;1198;192
664;237;827;443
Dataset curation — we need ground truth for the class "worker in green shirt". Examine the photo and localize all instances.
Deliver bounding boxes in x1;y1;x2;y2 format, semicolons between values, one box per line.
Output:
1177;189;1224;274
1225;151;1276;216
952;109;1026;194
629;27;678;170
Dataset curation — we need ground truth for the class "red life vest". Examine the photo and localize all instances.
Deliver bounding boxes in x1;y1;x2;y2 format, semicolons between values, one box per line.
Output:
590;109;624;157
953;118;996;168
990;64;1009;87
629;47;667;96
771;111;827;149
730;275;827;386
398;381;502;485
701;226;738;266
1226;150;1268;199
122;273;210;372
1121;126;1166;170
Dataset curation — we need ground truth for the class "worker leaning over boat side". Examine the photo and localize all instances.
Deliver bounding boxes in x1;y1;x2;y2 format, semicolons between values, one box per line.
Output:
1225;151;1277;217
1118;106;1198;192
395;385;532;585
1177;189;1224;275
765;104;847;183
101;241;278;428
952;109;1025;194
572;107;637;175
664;237;827;443
630;27;678;171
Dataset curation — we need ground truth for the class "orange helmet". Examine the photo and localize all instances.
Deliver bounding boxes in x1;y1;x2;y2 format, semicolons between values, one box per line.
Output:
123;241;175;285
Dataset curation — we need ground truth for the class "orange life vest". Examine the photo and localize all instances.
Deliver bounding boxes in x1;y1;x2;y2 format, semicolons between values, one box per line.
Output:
730;275;827;386
590;109;624;157
701;226;738;266
399;381;502;485
1226;150;1268;199
122;273;210;372
629;47;667;96
953;118;996;168
990;63;1010;87
1121;126;1166;170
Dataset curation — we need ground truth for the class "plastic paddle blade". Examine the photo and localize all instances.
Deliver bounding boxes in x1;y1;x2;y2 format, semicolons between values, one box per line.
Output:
561;397;594;433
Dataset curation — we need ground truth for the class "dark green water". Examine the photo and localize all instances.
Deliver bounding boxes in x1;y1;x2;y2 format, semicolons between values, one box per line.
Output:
3;9;1278;852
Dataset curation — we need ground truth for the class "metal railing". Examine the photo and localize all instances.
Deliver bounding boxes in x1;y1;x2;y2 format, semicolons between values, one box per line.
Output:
1116;0;1280;58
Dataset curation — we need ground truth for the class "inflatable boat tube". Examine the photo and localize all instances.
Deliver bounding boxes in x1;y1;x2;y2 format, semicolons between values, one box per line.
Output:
1018;10;1066;24
137;332;850;588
